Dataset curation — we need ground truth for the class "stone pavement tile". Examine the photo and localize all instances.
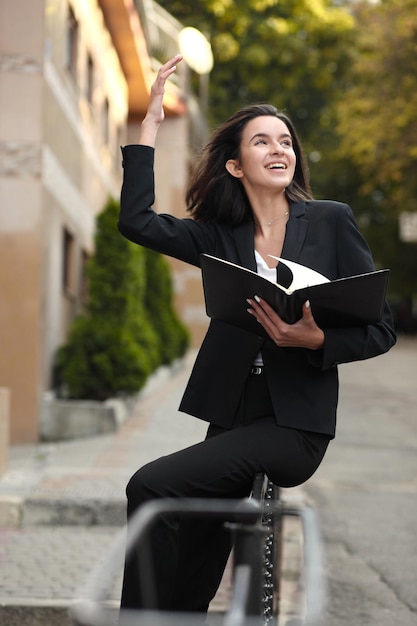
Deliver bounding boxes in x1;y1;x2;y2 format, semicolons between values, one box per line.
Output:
0;353;208;529
0;605;73;626
0;515;306;622
278;516;305;623
0;347;316;623
0;526;122;603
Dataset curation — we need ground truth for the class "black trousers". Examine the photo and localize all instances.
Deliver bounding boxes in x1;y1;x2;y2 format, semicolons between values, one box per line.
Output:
120;371;330;613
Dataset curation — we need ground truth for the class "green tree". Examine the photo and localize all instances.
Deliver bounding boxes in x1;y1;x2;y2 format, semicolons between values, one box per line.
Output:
160;0;416;314
335;0;417;213
54;198;160;400
161;0;355;146
144;248;190;365
160;0;361;221
330;0;417;311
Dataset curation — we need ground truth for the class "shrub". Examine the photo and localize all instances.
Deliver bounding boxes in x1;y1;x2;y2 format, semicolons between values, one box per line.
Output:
144;248;190;365
54;198;160;400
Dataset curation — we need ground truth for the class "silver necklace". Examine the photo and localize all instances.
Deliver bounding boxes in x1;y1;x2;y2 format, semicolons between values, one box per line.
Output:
265;211;289;227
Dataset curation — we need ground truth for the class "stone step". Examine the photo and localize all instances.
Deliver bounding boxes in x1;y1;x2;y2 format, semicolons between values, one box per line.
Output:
0;604;73;626
0;494;126;528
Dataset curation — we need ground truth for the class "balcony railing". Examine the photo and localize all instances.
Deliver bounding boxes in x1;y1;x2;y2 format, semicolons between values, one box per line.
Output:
134;0;210;148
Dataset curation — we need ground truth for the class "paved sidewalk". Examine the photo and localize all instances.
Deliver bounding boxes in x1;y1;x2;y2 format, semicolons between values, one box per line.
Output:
0;337;415;626
304;336;417;626
0;351;305;626
0;354;206;527
0;352;208;625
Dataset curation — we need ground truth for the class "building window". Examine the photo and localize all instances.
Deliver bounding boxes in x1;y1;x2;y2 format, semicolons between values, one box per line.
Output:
102;97;109;145
63;228;75;295
115;124;123;166
86;53;94;104
66;5;78;77
79;250;89;306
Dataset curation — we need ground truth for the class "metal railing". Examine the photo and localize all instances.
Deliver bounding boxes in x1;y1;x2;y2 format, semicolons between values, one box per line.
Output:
133;0;210;149
71;485;326;626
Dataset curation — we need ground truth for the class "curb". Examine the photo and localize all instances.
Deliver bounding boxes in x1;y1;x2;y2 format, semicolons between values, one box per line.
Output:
21;497;125;527
40;358;186;443
0;604;73;626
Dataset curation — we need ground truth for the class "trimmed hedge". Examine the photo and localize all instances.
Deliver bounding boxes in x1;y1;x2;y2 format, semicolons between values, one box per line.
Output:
144;248;190;365
54;197;189;400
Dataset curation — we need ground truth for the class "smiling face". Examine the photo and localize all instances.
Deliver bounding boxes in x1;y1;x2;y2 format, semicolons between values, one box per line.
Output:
225;116;296;194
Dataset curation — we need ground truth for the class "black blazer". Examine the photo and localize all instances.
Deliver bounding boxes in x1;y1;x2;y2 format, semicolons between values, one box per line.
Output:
119;145;396;438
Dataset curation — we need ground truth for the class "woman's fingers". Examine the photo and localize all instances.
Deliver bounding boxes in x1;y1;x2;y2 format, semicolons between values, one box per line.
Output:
152;55;182;93
247;296;279;324
246;297;282;340
147;55;183;123
246;296;324;349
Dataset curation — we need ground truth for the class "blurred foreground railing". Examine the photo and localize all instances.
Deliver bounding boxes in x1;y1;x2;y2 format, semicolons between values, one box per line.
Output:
71;481;326;626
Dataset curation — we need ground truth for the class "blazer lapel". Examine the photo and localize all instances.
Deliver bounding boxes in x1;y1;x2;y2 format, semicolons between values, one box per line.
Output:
232;201;309;269
282;201;309;262
234;220;257;270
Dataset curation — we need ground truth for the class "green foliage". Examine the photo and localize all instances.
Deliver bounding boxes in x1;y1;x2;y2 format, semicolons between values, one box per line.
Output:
160;0;355;140
54;198;189;400
163;0;417;309
54;315;157;400
317;0;417;313
334;0;417;214
144;249;190;365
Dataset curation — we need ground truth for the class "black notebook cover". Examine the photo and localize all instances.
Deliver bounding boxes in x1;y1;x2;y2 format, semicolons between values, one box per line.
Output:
201;254;389;335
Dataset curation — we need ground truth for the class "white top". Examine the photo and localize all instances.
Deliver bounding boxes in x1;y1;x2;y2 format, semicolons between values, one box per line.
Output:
253;251;277;367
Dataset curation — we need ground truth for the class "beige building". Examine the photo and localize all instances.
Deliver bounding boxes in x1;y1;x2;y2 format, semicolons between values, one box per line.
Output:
0;0;208;446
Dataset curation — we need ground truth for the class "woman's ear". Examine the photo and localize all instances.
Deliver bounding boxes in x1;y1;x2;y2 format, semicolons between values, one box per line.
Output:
225;159;243;179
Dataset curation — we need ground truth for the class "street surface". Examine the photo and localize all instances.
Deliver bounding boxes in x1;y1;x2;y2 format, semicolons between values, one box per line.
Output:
0;338;415;626
301;336;417;626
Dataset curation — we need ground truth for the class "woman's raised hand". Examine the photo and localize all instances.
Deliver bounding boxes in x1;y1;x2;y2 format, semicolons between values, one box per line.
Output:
139;55;183;146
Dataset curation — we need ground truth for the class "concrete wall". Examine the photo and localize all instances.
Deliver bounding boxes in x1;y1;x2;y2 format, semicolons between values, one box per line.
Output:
0;389;10;477
0;0;128;443
0;0;204;444
0;0;45;442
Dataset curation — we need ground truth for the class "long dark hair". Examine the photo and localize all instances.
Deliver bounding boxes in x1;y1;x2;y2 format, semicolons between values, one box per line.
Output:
186;104;313;225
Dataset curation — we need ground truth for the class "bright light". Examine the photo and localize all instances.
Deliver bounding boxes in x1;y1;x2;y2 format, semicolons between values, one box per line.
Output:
178;27;213;75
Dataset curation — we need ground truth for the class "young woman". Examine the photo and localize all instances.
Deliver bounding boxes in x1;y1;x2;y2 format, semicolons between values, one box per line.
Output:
118;55;396;616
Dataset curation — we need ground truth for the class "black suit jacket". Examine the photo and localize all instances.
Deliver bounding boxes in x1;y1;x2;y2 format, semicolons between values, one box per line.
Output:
119;145;396;438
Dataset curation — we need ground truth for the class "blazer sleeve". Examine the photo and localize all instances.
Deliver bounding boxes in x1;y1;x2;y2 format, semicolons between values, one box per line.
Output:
118;144;216;266
309;203;396;369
